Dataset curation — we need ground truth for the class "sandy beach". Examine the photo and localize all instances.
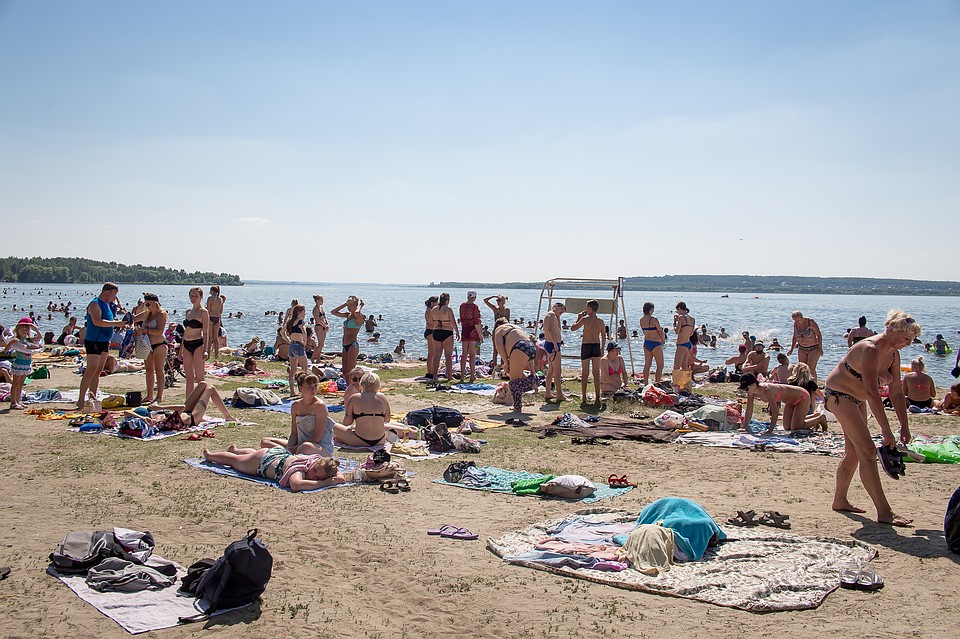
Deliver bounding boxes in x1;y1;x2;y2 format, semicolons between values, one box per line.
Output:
1;360;958;639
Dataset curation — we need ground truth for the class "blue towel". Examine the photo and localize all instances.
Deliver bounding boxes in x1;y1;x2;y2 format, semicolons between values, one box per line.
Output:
434;466;633;503
255;401;344;414
614;497;726;561
183;457;359;493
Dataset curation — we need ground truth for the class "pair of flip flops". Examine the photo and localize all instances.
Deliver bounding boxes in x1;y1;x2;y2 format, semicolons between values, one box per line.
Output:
379;479;410;493
877;445;907;480
427;524;479;540
726;509;792;529
840;561;884;591
181;430;216;441
607;474;637;488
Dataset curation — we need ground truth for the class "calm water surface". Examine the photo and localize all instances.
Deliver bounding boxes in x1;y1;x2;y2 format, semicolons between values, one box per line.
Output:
3;283;958;387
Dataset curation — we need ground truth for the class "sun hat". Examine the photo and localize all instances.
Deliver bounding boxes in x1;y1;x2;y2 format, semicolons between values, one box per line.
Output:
17;317;33;325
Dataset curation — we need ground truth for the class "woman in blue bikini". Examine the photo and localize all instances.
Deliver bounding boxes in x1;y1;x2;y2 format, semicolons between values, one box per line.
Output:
639;302;664;385
332;296;365;379
673;302;695;372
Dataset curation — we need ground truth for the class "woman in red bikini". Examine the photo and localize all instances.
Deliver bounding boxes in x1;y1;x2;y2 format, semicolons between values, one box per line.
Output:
738;372;811;434
599;342;628;395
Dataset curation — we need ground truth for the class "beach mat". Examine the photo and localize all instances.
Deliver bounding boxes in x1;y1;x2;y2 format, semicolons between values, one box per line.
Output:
184;457;361;493
252;400;344;414
48;556;236;634
488;510;877;613
435;467;632;503
68;418;256;441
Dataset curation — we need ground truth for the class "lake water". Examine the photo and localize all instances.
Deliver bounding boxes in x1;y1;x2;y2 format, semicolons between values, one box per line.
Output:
3;282;959;387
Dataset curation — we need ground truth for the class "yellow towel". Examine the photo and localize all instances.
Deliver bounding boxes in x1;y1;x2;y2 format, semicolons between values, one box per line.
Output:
615;523;676;575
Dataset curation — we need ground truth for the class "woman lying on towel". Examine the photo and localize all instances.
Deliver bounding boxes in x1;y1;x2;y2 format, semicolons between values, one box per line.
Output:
150;381;234;426
102;354;146;375
335;372;417;447
738;372;811;434
261;373;334;456
202;446;345;491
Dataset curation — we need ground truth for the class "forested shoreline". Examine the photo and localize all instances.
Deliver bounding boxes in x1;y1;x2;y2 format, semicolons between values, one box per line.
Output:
0;257;242;285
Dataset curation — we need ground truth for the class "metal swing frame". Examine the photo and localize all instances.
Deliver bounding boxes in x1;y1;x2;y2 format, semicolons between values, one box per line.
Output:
534;277;635;376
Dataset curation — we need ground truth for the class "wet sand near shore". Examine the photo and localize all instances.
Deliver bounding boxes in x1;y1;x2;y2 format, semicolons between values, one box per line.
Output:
1;362;958;639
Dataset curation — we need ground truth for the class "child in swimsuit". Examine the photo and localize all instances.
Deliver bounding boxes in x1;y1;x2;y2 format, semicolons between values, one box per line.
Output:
3;318;43;409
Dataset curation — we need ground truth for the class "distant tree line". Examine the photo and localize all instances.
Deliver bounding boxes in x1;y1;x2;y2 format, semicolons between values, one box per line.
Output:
0;257;242;286
433;274;960;296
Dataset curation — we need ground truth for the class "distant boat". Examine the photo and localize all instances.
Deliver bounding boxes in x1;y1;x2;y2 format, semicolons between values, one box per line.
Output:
720;294;729;298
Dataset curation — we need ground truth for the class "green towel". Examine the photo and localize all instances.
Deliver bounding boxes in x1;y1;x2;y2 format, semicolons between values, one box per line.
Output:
511;475;555;495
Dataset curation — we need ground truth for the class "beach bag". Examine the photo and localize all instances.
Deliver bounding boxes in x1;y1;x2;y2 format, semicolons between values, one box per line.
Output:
405;406;464;430
125;391;142;407
101;395;126;409
946;486;960;554
232;387;282;408
492;382;511;405
179;558;217;595
423;423;455;453
28;365;50;380
642;384;674;407
539;475;596;499
178;529;273;623
49;530;136;575
134;334;152;360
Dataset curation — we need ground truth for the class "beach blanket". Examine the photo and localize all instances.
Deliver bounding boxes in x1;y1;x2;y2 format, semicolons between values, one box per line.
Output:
251;400;345;414
675;430;857;456
48;556;235;633
530;418;678;443
433;382;497;396
68;418;256;441
488;510;877;613
184;457;361;493
332;440;463;461
435;467;632;503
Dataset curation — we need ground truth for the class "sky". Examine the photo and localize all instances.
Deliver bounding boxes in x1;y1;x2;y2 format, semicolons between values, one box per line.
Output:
1;1;958;284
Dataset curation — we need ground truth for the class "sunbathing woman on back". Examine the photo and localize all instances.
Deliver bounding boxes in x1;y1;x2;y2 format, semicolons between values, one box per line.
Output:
202;446;345;492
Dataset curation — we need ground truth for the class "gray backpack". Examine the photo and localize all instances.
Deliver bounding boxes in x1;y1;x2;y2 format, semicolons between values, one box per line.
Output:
49;531;134;575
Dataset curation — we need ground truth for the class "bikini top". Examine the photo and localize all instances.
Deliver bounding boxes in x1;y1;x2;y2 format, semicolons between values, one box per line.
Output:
184;317;203;329
144;317;159;329
607;360;623;375
289;319;304;334
797;321;815;339
343;317;362;330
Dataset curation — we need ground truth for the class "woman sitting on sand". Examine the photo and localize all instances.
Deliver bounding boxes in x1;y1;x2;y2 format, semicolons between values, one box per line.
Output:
149;381;234;426
335;372;392;447
725;344;748;373
825;309;919;527
242;336;262;356
202;446;345;492
274;327;289;362
787;362;828;431
739;372;811;434
599;342;628;395
261;373;333;456
689;333;710;375
937;384;960;415
768;353;790;383
902;356;936;409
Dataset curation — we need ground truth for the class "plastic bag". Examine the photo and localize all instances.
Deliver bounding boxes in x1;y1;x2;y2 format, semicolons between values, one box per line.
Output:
642;384;674;407
654;410;686;430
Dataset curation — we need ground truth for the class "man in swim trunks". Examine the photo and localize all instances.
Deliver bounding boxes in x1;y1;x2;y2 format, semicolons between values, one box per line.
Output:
741;342;770;377
543;302;566;402
571;300;605;404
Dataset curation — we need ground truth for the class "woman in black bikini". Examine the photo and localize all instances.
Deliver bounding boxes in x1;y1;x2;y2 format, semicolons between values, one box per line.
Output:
429;293;459;381
152;380;234;427
335;371;391;447
825;309;920;527
787;311;823;379
423;296;439;379
205;286;225;361
902;356;936;409
311;295;329;363
181;287;209;397
285;304;310;393
493;318;539;412
135;293;168;404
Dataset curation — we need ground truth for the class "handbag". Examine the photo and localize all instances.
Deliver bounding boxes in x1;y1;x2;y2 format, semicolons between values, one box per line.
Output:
133;333;152;360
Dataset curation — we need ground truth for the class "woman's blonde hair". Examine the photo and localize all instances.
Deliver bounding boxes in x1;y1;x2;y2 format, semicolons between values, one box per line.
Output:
791;311;804;320
911;356;925;372
307;457;338;480
787;362;812;386
359;371;381;391
885;309;922;338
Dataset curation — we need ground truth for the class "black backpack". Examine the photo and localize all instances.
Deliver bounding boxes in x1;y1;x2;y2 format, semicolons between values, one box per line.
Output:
49;530;136;575
405;406;464;430
946;486;960;554
179;529;273;623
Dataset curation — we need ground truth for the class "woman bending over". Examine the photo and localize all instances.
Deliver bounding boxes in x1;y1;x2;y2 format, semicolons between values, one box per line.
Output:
739;372;811;434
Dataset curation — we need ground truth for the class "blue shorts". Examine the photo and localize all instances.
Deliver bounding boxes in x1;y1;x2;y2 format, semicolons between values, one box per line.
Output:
289;341;306;358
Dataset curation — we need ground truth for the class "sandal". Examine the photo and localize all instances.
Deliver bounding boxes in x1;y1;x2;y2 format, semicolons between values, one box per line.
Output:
427;524;460;536
379;480;399;494
839;561;860;589
758;510;792;529
182;433;203;441
439;526;479;541
855;562;884;591
395;478;410;492
607;475;636;488
877;445;902;480
202;429;216;438
726;510;760;527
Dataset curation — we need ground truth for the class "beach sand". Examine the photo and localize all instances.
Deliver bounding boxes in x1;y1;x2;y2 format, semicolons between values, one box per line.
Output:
1;363;958;639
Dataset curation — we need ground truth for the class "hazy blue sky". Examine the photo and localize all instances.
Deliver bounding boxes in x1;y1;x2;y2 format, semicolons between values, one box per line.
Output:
1;1;958;283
